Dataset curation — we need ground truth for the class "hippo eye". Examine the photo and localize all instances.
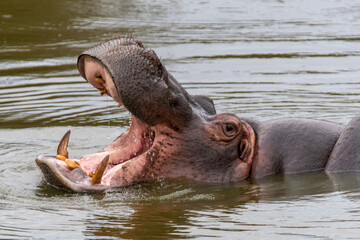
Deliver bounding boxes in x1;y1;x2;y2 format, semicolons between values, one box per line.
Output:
226;123;234;132
223;123;237;137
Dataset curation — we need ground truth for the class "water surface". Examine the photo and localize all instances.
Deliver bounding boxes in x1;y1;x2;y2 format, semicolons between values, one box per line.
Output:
1;0;360;239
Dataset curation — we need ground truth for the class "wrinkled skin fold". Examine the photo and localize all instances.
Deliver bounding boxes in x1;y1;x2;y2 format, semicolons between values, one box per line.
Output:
36;37;360;192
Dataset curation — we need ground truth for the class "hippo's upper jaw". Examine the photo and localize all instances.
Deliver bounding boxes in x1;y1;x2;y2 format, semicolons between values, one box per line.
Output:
77;37;194;129
36;37;257;192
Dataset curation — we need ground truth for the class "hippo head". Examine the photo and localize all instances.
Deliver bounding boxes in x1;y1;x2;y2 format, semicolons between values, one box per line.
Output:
36;38;256;192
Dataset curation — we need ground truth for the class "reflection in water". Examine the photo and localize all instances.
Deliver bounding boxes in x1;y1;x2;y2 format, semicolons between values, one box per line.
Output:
78;173;360;239
1;0;360;238
81;180;259;239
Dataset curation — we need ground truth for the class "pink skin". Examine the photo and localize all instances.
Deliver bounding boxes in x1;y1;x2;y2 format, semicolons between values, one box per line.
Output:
76;117;153;170
83;56;122;104
72;116;155;187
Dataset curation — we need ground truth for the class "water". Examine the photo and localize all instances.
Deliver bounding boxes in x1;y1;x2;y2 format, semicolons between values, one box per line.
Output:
1;0;360;238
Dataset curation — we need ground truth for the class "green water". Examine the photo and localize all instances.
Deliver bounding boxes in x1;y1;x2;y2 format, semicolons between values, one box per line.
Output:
1;0;360;238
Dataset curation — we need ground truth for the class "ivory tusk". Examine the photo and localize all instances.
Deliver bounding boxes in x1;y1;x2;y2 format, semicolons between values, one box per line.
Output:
91;155;110;184
57;130;70;159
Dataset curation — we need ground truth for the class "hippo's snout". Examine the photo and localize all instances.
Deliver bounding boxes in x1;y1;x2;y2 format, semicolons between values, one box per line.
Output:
77;37;193;129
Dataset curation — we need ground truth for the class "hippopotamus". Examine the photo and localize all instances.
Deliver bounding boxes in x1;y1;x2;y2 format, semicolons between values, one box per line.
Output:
35;37;360;192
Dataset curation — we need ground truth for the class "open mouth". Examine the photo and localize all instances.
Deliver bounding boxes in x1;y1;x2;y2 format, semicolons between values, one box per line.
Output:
77;114;156;182
36;112;157;191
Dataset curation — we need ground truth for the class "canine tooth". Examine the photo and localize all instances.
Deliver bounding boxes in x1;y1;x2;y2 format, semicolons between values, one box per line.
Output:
57;130;70;159
65;159;81;170
91;155;109;184
95;77;105;84
100;88;107;96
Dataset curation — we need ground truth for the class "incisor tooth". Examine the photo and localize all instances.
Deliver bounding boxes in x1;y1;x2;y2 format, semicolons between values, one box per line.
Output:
56;155;67;161
65;159;81;170
60;156;93;177
91;155;110;184
100;88;107;96
95;77;105;84
57;130;70;159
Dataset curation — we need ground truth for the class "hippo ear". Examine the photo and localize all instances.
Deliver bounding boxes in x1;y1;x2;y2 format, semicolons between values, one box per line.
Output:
192;95;216;115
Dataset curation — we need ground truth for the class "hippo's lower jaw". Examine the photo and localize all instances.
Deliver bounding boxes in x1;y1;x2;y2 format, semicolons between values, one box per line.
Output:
36;155;109;192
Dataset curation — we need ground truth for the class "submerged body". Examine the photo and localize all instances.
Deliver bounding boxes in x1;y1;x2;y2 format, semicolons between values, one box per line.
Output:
36;37;360;192
249;118;343;178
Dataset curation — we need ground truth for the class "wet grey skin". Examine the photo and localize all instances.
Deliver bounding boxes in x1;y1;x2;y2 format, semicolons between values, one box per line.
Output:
36;37;360;192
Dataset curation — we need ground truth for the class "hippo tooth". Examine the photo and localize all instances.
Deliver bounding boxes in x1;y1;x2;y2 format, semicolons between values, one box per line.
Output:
95;77;105;84
91;155;110;184
56;155;67;161
59;155;93;177
57;130;71;159
65;159;81;170
100;88;107;96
